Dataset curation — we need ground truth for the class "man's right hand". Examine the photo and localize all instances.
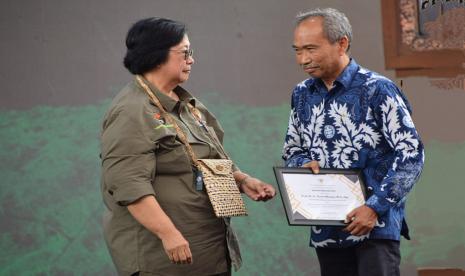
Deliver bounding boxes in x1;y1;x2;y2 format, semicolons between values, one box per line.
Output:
302;160;320;173
160;229;193;264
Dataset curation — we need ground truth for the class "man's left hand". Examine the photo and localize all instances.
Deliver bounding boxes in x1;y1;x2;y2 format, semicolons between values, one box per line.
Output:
241;177;276;201
343;205;378;236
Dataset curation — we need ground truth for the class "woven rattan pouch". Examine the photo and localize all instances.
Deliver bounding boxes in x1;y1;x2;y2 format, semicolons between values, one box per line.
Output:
197;159;247;217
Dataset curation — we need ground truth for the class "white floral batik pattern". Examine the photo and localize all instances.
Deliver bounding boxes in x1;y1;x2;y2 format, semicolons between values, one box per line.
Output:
311;239;337;248
346;234;370;243
328;102;381;168
380;95;420;168
302;102;329;167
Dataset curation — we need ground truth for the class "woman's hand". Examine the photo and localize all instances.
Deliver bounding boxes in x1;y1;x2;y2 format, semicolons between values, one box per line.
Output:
241;177;276;201
159;229;193;264
127;195;193;264
234;172;276;201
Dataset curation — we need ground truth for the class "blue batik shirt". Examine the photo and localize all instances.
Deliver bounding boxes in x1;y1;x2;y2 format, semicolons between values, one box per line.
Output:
282;59;424;248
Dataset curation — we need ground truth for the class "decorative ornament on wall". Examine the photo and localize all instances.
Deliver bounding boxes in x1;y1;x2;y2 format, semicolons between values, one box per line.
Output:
402;0;465;51
382;0;465;91
429;74;465;90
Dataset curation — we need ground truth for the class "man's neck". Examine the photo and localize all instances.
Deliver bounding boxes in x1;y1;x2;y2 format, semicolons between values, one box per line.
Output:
322;56;350;91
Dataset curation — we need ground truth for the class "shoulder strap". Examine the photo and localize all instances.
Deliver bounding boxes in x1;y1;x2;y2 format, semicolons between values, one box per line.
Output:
136;75;202;169
185;102;231;160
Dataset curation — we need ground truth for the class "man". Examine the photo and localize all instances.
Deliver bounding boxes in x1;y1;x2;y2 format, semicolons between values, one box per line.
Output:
282;8;424;276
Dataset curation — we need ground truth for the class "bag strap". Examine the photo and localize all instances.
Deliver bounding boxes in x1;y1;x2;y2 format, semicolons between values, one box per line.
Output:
135;75;229;169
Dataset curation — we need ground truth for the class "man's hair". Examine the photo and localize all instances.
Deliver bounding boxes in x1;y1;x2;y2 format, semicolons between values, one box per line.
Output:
123;17;187;75
296;8;352;51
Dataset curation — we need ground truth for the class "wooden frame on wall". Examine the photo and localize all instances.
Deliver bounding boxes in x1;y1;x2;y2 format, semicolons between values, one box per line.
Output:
381;0;465;78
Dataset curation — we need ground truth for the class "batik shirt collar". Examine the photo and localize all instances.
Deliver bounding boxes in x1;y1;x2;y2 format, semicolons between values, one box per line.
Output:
309;58;359;93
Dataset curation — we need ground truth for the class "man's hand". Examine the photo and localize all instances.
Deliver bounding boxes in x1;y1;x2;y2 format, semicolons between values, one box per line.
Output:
302;160;320;173
343;205;378;236
240;177;276;201
159;229;193;264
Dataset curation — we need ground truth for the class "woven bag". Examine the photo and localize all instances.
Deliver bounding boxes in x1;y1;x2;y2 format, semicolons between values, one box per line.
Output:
198;159;247;217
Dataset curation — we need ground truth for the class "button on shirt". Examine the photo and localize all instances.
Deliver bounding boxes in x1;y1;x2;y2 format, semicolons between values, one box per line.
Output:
282;59;424;248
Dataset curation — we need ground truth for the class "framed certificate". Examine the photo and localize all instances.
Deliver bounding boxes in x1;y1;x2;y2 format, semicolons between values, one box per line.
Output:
273;167;367;226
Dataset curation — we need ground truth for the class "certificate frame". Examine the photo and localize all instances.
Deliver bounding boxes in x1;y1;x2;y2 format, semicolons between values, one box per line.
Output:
273;167;367;226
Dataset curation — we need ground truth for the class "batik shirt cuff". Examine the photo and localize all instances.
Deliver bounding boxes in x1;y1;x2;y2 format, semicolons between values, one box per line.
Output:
365;194;393;216
285;155;313;168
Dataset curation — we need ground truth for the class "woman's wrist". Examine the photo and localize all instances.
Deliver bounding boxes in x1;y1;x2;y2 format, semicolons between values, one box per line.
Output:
237;173;251;187
236;172;252;190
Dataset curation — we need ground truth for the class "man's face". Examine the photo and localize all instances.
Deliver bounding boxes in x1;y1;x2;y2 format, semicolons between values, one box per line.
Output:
293;17;345;82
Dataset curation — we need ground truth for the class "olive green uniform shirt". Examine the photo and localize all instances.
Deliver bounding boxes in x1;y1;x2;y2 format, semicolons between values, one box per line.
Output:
100;78;242;276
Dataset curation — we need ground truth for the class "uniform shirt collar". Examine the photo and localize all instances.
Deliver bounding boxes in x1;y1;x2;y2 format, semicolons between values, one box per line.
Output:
137;76;197;112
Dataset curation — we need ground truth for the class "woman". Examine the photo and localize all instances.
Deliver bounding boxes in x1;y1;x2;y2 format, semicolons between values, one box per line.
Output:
100;17;275;276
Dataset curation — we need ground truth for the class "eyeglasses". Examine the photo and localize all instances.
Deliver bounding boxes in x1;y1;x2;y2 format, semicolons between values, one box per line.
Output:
170;48;194;61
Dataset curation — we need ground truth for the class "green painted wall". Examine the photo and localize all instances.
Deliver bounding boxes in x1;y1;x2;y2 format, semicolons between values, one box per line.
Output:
1;97;463;275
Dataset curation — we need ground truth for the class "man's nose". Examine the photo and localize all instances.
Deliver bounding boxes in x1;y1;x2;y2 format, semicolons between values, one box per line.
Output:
298;51;312;65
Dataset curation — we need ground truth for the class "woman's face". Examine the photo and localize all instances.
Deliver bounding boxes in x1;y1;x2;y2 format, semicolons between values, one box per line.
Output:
158;35;194;85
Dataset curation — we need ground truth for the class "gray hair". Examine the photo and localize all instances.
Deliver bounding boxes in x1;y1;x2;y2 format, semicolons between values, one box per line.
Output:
296;8;352;51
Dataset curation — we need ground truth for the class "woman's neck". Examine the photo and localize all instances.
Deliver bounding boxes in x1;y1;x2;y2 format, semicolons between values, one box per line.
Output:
143;72;179;101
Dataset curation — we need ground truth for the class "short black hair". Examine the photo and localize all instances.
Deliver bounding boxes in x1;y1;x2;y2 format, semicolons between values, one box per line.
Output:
123;17;187;75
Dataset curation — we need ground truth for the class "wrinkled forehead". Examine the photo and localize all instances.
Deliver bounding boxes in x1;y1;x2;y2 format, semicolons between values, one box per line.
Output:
293;18;328;46
294;17;325;36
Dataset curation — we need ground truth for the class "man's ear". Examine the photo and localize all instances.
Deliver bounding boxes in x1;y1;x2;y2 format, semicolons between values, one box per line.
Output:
338;36;349;55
